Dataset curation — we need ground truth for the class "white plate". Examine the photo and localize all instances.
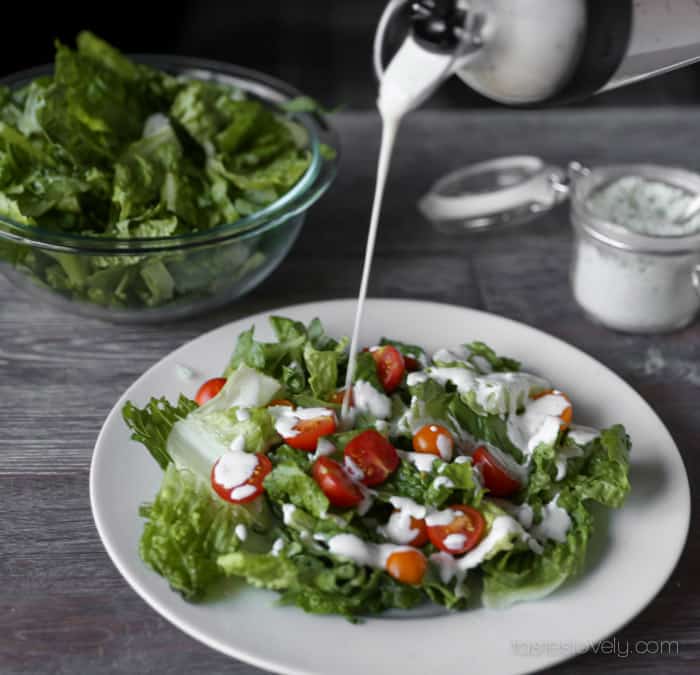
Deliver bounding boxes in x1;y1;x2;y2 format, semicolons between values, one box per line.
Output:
90;299;690;675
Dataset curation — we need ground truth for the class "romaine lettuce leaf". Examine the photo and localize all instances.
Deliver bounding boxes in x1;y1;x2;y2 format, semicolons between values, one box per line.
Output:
199;364;280;412
465;341;521;373
481;501;592;609
139;464;252;600
303;341;339;399
564;425;631;508
524;425;631;507
122;394;197;469
379;455;480;508
264;460;330;518
449;397;524;463
165;366;280;478
0;33;314;312
195;406;279;454
351;351;382;391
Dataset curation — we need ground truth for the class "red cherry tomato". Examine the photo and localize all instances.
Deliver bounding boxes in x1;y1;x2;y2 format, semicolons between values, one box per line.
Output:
194;377;227;406
412;424;454;460
267;398;295;408
211;453;272;504
472;446;521;497
403;355;422;372
390;510;429;547
386;549;427;585
312;456;363;508
284;414;337;452
531;389;573;430
369;345;405;393
427;505;485;555
328;388;353;406
344;429;400;486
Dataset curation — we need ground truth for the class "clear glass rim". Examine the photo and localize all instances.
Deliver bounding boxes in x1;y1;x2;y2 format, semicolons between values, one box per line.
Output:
572;163;700;255
0;55;340;254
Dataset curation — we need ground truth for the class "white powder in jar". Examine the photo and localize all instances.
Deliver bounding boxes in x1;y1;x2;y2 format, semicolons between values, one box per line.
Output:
571;176;700;333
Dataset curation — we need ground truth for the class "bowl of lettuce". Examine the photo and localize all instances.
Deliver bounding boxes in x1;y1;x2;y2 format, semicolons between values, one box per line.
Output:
0;33;339;321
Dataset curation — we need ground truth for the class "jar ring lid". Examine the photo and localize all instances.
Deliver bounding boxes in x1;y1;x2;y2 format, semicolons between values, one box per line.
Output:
419;155;567;231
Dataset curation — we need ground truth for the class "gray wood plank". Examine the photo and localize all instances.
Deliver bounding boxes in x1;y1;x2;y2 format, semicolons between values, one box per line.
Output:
1;109;699;675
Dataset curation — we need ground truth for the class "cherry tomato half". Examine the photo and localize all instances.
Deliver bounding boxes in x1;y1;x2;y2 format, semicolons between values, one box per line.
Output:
386;549;428;585
531;389;573;430
427;505;485;555
194;377;227;406
312;456;363;508
403;355;422;372
267;398;295;408
472;446;521;497
369;345;405;393
284;414;337;452
211;453;272;504
393;511;429;547
412;424;454;460
344;429;400;486
328;388;353;406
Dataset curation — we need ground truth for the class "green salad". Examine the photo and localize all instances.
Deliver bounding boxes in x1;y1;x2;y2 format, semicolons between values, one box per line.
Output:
123;316;631;619
0;33;317;308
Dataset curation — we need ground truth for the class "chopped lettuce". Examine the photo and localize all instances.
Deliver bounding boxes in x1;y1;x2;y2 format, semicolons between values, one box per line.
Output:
224;317;347;400
352;350;383;391
264;461;330;518
465;341;521;373
303;341;340;399
524;424;631;506
567;425;631;508
481;501;592;609
139;464;253;600
123;315;631;619
379;454;480;508
122;394;197;469
166;365;281;478
0;32;321;311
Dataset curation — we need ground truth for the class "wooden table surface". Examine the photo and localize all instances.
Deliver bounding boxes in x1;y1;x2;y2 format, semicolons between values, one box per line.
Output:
1;109;698;674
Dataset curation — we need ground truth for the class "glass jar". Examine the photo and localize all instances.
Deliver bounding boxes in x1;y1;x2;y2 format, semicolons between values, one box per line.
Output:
570;164;700;333
419;157;700;333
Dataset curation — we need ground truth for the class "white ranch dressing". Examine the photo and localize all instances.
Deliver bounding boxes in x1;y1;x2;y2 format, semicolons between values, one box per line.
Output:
435;432;453;460
554;444;584;481
353;380;392;419
235;407;251;422
213;450;258;489
228;435;246;453
531;494;572;543
230;484;257;501
379;510;419;545
328;533;413;569
356;484;377;516
281;503;297;525
398;450;438;473
568;425;599;446
341;116;401;422
269;406;336;439
406;371;429;387
312;437;337;461
340;44;454;420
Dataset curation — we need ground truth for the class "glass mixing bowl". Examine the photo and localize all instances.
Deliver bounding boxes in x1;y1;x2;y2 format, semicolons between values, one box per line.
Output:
0;56;339;322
